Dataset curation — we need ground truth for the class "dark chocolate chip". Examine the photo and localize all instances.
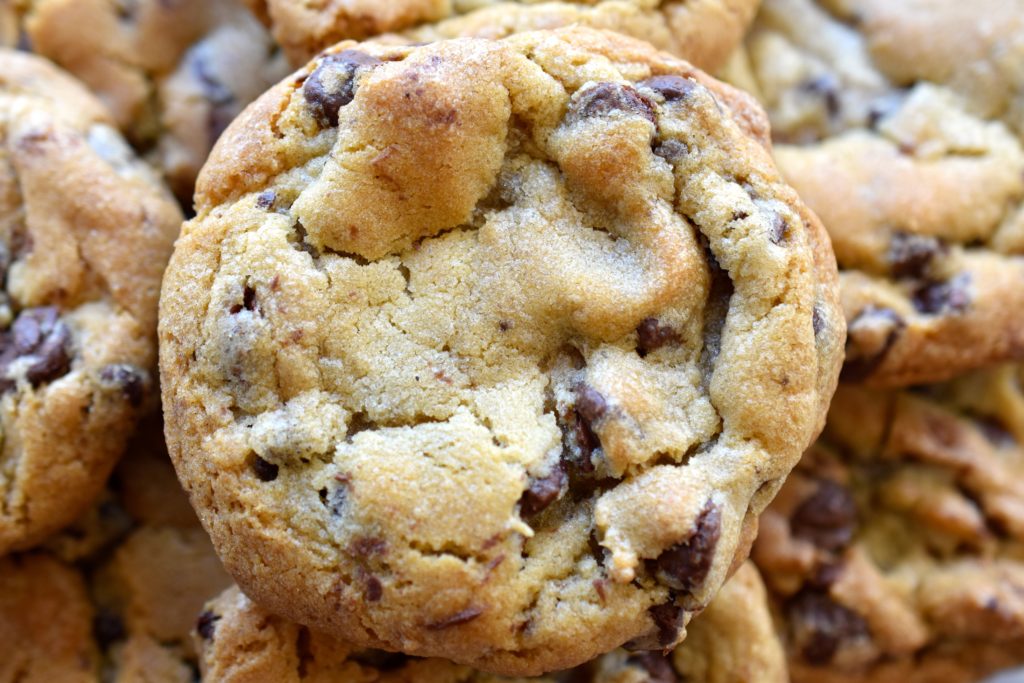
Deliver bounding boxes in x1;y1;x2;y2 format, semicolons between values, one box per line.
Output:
912;274;970;315
627;652;680;683
350;651;412;671
190;48;235;143
24;324;71;387
648;603;685;649
640;75;697;102
799;74;840;118
841;306;905;382
93;609;126;649
99;364;147;407
351;537;387;557
791;480;858;552
252;455;278;482
425;606;483;630
0;307;73;389
812;306;825;336
575;384;608;425
571;384;609;470
653;502;720;593
770;213;788;244
571;82;656;125
303;50;382;127
636;318;681;357
365;576;383;602
787;590;869;666
888;232;947;279
196;610;221;640
519;463;567;518
256;190;277;210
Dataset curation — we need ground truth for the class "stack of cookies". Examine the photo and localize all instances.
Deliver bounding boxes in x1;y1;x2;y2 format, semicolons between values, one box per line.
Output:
0;1;1019;681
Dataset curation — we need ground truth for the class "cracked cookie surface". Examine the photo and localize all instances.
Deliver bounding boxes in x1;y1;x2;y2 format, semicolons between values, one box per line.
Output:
160;27;843;674
730;2;1024;387
197;562;787;683
15;0;288;202
0;50;181;554
248;0;760;75
753;367;1024;682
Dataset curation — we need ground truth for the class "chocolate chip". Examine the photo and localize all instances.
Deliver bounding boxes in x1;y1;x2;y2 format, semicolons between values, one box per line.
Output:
350;537;387;557
653;502;720;593
841;306;905;381
519;463;567;518
888;232;947;279
425;606;483;630
636;318;681;357
576;384;608;424
912;274;970;315
230;286;257;315
799;75;840;118
640;75;697;102
256;190;276;210
365;576;383;602
787;590;869;666
99;364;147;407
190;48;235;143
0;307;72;390
627;652;679;683
350;651;411;671
812;306;825;336
630;603;684;650
570;384;609;471
792;480;857;552
303;50;382;127
571;82;656;125
196;610;221;640
93;609;126;649
251;455;278;481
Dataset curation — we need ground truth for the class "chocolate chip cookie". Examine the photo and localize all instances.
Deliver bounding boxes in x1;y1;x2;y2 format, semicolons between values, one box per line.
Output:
20;0;288;201
753;369;1024;682
249;0;761;75
775;85;1024;387
744;0;1024;144
160;27;843;674
0;419;232;681
0;50;181;555
196;562;786;683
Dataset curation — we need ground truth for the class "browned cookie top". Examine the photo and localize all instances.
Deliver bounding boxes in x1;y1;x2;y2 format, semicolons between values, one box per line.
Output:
754;366;1024;682
160;27;841;674
250;0;761;75
0;50;181;554
195;562;786;683
15;0;288;201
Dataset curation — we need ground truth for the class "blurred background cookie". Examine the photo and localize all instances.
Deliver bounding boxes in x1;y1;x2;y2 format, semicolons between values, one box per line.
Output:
0;50;180;554
247;0;761;74
4;0;288;203
753;367;1024;682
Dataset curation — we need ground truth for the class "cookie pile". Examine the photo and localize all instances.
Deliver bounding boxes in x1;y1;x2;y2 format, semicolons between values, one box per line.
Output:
0;0;1021;681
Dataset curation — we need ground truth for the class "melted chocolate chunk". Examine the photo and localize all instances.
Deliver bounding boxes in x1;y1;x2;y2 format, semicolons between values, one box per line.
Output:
572;82;656;125
196;610;221;640
639;603;684;650
912;275;970;315
519;463;567;518
99;364;147;407
888;232;947;279
0;306;72;391
653;503;721;593
365;576;383;602
787;590;869;666
842;306;905;381
791;480;858;552
640;75;697;102
627;652;679;682
251;455;278;482
636;318;681;356
303;50;382;127
575;384;608;425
